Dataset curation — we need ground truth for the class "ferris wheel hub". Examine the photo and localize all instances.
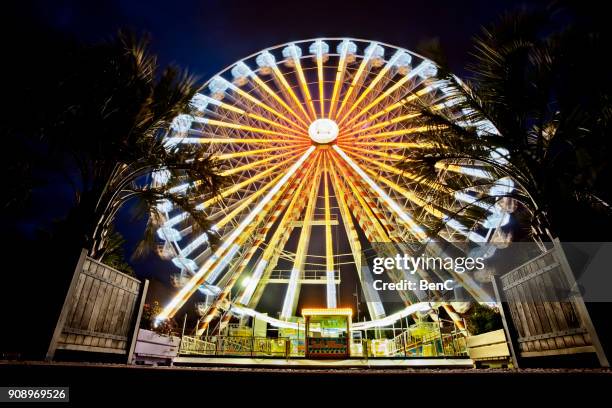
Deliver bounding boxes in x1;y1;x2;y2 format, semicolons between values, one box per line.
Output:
308;118;339;144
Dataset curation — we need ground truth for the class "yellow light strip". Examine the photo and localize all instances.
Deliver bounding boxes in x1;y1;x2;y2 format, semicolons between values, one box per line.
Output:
323;155;336;308
336;144;404;161
340;113;420;138
251;76;310;129
205;119;306;141
157;147;316;320
231;85;303;129
342;73;413;128
337;52;402;126
334;44;375;120
204;155;303;207
341;148;452;193
345;86;434;133
292;56;317;120
177;138;308;145
353;125;432;140
329;152;392;242
316;46;325;118
281;154;323;318
328;47;348;118
215;146;298;160
302;308;353;317
272;65;312;123
221;149;305;176
352;141;432;149
196;158;318;334
332;146;429;241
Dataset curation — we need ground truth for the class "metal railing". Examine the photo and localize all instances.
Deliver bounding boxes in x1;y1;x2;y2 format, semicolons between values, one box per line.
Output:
180;335;291;358
179;332;466;359
388;327;468;357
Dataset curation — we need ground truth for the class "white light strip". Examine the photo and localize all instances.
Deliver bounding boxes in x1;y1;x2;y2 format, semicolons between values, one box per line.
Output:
206;244;240;284
239;260;268;304
281;267;300;319
230;302;433;331
157;147;315;321
326;271;337;308
333;145;427;241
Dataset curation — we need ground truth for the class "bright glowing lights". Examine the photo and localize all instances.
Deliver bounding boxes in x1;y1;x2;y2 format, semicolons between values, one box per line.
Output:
308;118;339;144
157;39;513;327
156;147;315;321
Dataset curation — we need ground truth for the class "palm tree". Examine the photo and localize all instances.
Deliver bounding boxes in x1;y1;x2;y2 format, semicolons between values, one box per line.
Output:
37;30;226;263
398;7;612;242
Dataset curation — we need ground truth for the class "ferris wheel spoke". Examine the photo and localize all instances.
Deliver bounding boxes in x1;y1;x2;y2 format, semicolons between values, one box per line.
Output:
343;81;437;134
196;155;320;334
335;144;404;162
200;119;308;142
326;154;387;319
341;60;434;129
220;148;307;177
166;136;308;145
203;154;308;209
164;153;307;233
248;75;311;129
340;112;421;139
158;146;316;321
334;42;377;120
215;145;303;161
280;153;323;319
229;82;307;130
179;175;283;259
328;44;349;119
287;49;318;120
239;156;319;307
201;97;307;138
351;140;432;149
340;94;454;140
271;64;313;124
322;155;336;308
336;50;406;126
329;151;394;242
347;151;494;243
332;146;429;242
181;151;314;260
314;40;326;118
351;125;432;141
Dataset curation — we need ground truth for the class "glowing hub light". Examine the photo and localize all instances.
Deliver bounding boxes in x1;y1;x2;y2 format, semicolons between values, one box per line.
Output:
308;118;339;144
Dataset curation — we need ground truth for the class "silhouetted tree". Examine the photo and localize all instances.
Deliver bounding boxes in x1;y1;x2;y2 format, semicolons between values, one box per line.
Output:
400;5;612;241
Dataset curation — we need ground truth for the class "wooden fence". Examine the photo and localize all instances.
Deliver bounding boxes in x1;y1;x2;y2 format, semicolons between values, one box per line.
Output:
46;250;148;360
493;239;608;367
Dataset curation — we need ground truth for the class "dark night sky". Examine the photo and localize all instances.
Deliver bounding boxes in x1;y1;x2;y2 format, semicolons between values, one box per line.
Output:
11;0;547;307
24;0;546;77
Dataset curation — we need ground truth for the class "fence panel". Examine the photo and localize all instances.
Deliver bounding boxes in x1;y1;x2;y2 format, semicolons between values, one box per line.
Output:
497;240;608;366
47;250;145;359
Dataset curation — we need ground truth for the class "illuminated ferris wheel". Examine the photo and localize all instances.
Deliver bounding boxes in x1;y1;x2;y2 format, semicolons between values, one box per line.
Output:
153;38;515;333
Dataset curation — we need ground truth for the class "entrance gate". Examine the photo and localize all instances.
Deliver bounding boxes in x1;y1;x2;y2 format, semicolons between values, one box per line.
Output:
493;240;608;367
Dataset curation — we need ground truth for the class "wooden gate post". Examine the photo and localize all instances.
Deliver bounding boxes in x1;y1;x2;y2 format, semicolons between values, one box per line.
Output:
127;279;149;364
46;249;88;361
553;239;609;367
491;274;520;368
